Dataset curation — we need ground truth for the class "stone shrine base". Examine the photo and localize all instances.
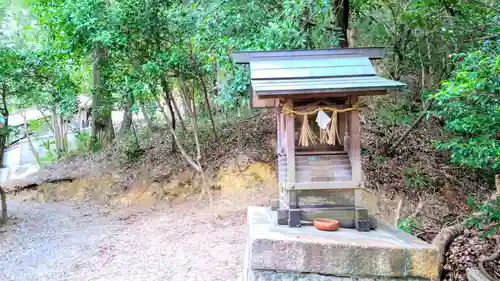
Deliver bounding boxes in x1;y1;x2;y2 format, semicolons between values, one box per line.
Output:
243;207;439;281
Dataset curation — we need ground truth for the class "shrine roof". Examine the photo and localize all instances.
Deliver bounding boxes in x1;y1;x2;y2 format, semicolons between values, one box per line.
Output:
232;47;385;63
251;76;405;96
232;48;405;98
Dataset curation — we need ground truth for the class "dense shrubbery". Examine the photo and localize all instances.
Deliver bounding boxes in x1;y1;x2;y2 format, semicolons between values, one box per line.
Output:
465;197;500;237
431;47;499;171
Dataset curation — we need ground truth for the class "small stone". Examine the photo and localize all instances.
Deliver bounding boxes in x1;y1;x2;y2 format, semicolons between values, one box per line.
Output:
288;209;301;227
277;209;289;225
355;218;371;232
270;199;279;211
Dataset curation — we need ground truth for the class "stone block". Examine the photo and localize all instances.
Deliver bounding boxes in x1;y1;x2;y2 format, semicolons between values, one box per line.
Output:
370;216;377;230
270;199;279;211
277;209;289;225
355;208;369;219
355;218;371;232
297;189;355;208
300;207;355;222
289;209;301;227
248;270;354;281
248;207;439;279
246;269;430;281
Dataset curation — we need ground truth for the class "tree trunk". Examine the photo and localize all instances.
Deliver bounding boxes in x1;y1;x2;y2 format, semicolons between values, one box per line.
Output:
334;0;349;47
0;88;8;168
153;92;171;126
0;133;6;168
387;99;435;154
432;224;465;279
90;44;101;147
198;76;218;141
160;77;177;152
51;109;68;157
161;106;200;171
178;76;195;120
177;76;212;202
165;94;176;132
90;41;114;149
0;115;8;168
103;114;114;143
187;92;212;203
60;116;68;152
22;112;41;166
190;88;197;123
119;91;133;137
37;107;54;133
425;33;435;89
119;107;132;137
0;186;6;224
492;174;500;200
171;92;185;131
139;99;156;132
130;118;140;147
52;109;62;155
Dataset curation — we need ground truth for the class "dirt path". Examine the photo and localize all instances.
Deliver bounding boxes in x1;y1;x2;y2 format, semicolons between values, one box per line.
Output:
0;187;273;281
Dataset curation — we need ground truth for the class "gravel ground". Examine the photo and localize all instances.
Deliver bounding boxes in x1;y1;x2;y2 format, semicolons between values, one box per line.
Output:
0;190;267;281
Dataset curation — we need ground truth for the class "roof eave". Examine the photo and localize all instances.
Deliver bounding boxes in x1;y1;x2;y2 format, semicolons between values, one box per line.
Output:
232;48;386;64
254;86;405;98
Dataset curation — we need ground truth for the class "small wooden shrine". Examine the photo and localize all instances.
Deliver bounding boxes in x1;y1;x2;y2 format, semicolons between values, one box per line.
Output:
232;48;405;231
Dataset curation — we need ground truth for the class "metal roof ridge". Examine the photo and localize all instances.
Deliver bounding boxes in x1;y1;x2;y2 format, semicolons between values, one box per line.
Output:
251;74;378;81
232;48;386;63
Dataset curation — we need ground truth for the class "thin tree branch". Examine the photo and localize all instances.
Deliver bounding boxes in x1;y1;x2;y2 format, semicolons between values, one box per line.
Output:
469;0;500;13
388;99;435;154
466;34;500;42
0;186;6;224
36;107;54;133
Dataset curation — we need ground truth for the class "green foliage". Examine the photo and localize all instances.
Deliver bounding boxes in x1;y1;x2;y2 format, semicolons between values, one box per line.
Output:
0;0;497;179
39;139;57;159
39;153;57;165
75;131;90;151
374;155;387;163
465;196;500;237
403;166;429;192
431;47;500;170
118;135;143;161
0;46;26;111
376;102;419;128
398;216;419;234
352;0;499;83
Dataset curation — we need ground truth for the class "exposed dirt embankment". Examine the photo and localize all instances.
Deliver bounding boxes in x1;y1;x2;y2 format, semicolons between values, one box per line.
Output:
5;112;277;205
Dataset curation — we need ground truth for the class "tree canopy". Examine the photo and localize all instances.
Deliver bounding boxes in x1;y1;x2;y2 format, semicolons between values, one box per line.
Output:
0;0;498;173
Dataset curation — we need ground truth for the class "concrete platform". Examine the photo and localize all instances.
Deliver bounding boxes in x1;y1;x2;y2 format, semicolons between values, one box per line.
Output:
245;207;438;281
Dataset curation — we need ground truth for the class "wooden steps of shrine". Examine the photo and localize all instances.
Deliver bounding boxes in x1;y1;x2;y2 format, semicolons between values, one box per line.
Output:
278;153;355;189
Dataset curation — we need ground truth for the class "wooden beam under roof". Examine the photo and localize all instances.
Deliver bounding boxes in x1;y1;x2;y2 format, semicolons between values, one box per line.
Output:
232;47;385;64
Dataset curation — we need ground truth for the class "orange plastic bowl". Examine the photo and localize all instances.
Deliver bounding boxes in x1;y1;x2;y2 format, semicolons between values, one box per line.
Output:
313;219;340;231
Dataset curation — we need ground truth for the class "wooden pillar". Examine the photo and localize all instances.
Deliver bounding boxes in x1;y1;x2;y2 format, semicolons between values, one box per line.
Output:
277;101;288;211
344;98;351;151
337;112;346;147
285;98;297;208
276;108;281;155
349;96;362;185
349;96;363;209
279;107;285;154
